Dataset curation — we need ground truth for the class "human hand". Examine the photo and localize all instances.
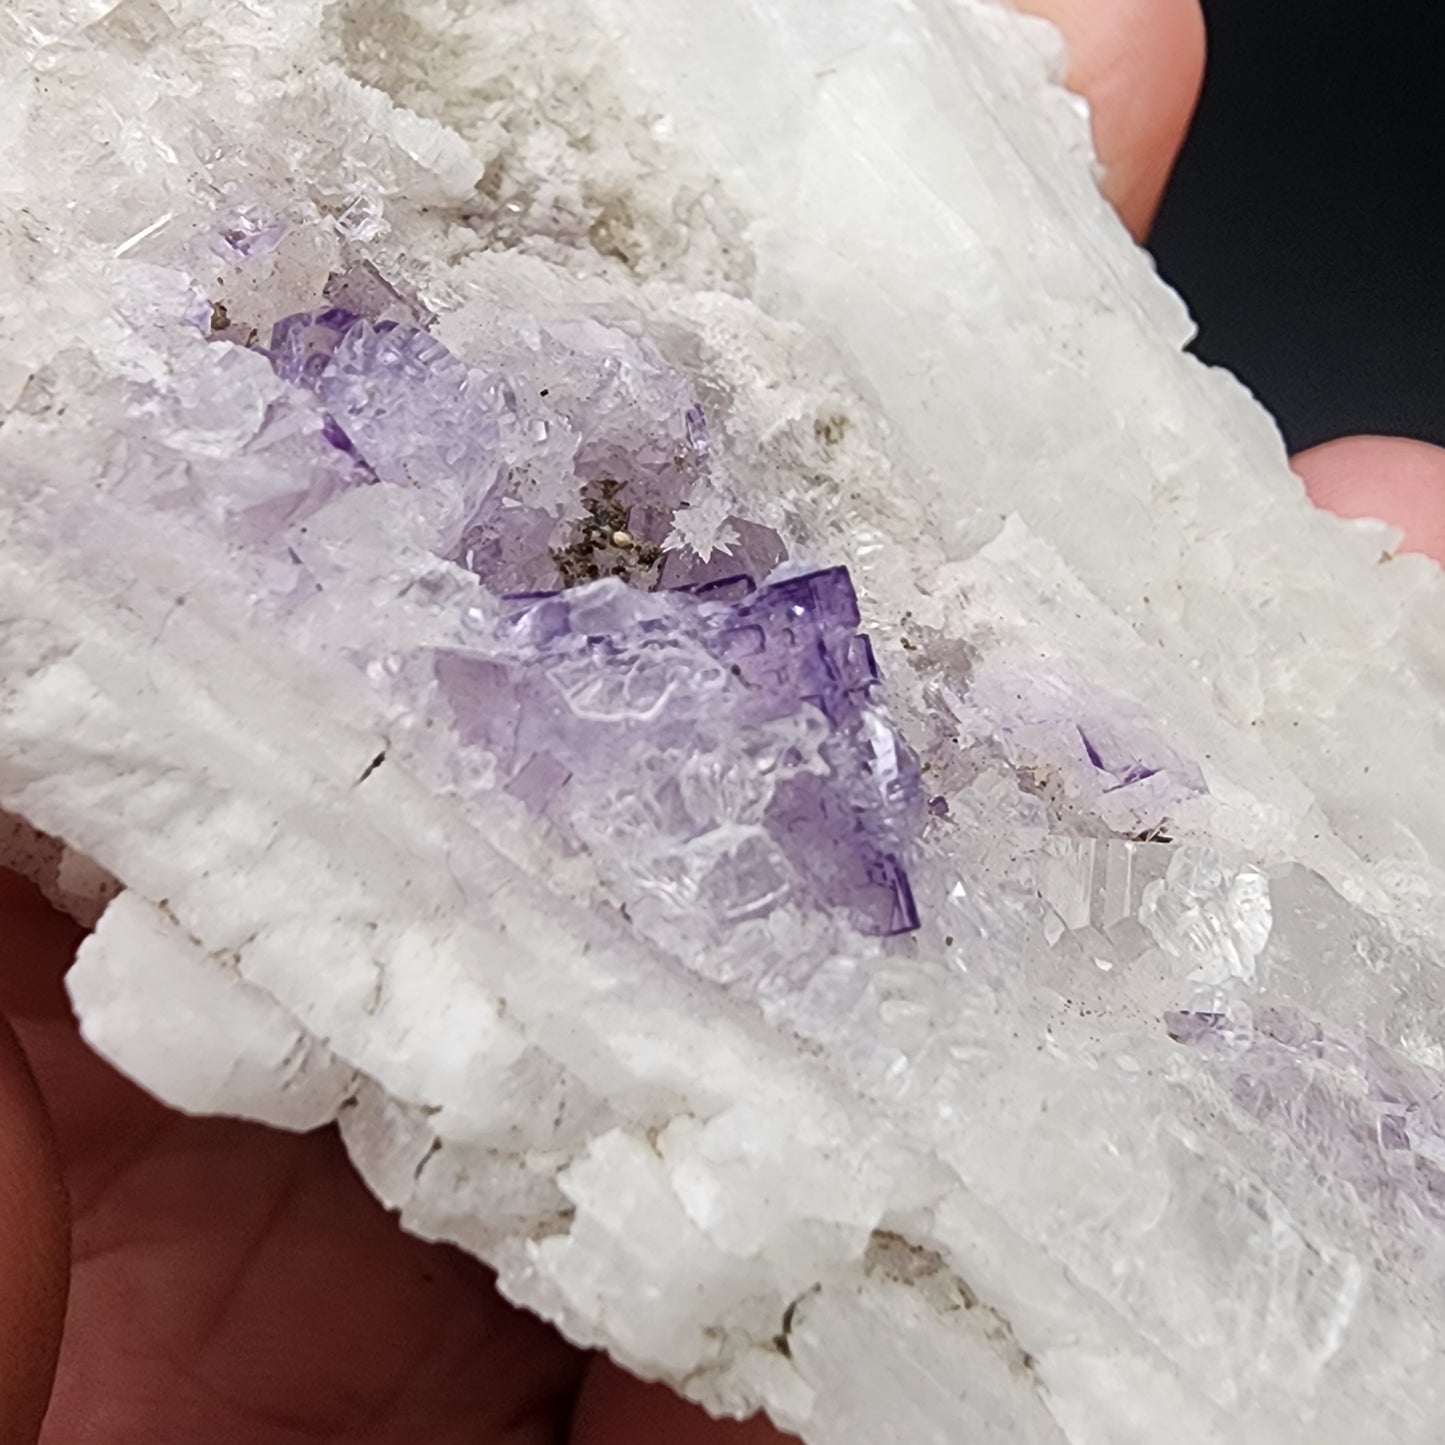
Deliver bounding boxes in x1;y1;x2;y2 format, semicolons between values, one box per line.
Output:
5;3;1442;1441
1023;0;1445;558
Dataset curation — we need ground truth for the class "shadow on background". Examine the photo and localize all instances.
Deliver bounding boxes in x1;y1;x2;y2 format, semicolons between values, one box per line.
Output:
1150;0;1445;452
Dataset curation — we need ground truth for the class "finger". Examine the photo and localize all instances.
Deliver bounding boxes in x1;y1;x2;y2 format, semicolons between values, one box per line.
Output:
0;870;84;1020
571;1356;798;1444
1293;436;1445;566
0;1018;70;1443
1016;0;1207;239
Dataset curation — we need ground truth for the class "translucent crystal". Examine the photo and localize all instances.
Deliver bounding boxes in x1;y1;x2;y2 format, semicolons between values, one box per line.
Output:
6;4;1445;1445
211;204;288;261
440;567;920;938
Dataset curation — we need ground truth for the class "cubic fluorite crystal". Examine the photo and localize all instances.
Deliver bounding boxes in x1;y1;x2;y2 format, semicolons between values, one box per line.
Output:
5;4;1445;1445
441;568;920;939
255;289;923;940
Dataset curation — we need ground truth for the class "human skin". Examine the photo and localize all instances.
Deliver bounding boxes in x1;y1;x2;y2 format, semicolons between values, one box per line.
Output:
5;3;1445;1440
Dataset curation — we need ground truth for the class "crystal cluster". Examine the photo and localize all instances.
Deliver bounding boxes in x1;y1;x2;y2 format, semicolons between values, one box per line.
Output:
6;4;1445;1445
249;281;921;939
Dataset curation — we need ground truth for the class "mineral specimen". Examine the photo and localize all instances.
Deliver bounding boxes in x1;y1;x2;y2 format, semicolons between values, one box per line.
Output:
255;287;923;941
4;3;1445;1444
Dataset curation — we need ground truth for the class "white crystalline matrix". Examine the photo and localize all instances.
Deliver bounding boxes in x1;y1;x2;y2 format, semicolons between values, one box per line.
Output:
3;3;1445;1444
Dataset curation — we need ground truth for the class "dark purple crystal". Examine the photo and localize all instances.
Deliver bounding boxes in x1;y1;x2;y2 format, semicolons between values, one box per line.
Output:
439;568;921;937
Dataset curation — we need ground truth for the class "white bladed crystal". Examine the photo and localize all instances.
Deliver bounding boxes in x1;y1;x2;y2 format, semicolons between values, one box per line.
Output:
4;3;1445;1443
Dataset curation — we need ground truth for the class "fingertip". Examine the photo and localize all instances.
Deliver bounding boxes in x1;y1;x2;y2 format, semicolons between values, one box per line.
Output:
0;1018;70;1442
571;1357;799;1444
1294;435;1445;566
1017;0;1206;238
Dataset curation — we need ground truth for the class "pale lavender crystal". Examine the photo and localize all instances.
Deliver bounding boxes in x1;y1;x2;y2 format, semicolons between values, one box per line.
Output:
1164;1009;1231;1049
658;517;787;592
1056;712;1207;829
268;308;360;389
318;322;499;509
1165;998;1445;1224
1078;723;1168;791
455;503;562;594
264;311;501;529
684;402;710;461
223;393;371;546
266;309;374;462
322;259;435;329
439;568;921;936
211;203;288;261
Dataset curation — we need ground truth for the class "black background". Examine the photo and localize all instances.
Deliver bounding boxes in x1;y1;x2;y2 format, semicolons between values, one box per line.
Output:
1149;1;1445;453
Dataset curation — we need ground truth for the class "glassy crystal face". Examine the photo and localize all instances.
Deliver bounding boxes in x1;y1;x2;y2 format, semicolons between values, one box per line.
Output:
255;291;922;938
441;568;920;937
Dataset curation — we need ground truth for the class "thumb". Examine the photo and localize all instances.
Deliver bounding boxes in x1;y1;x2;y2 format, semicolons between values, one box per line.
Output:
1293;435;1445;566
1;977;70;1441
571;1357;799;1444
1017;0;1206;239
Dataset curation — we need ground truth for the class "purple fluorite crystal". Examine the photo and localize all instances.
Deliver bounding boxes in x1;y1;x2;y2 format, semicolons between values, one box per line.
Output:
318;321;498;505
1078;725;1163;790
211;204;288;261
268;308;360;389
266;309;501;536
322;259;434;328
255;294;924;938
439;568;920;937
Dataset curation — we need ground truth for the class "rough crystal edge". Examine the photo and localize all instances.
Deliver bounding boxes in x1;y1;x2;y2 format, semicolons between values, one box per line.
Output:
0;2;1439;1445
